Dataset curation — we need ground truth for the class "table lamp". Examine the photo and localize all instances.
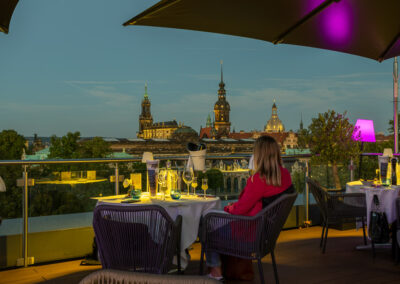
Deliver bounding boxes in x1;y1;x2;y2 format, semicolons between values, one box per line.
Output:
352;119;376;178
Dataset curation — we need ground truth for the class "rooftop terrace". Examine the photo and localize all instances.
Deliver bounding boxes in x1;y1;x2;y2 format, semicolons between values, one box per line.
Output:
1;227;399;284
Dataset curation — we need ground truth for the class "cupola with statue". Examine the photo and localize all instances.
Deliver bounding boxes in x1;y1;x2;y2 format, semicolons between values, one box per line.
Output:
264;99;285;133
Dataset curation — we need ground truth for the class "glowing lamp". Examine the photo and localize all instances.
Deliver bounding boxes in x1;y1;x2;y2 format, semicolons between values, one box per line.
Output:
352;119;376;143
353;119;376;179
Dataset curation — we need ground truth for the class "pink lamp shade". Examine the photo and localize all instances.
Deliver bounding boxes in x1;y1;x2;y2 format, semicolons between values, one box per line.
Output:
352;119;376;142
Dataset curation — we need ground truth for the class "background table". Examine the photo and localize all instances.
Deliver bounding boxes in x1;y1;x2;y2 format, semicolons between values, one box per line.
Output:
95;193;221;268
346;181;400;229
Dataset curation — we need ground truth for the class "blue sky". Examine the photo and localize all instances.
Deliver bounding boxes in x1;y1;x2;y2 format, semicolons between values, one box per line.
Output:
0;0;396;138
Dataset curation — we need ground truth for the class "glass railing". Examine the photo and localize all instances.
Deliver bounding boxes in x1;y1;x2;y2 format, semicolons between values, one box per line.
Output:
0;153;361;269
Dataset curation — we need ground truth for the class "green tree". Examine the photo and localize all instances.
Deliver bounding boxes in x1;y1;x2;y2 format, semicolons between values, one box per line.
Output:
0;129;26;160
78;137;111;158
299;110;359;189
48;131;81;159
0;130;27;218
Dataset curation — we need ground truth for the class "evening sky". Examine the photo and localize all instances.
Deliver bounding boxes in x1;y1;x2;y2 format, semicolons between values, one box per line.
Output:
0;0;395;138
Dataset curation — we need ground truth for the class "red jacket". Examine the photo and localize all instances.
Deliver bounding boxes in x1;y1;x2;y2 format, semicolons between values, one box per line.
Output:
224;167;292;216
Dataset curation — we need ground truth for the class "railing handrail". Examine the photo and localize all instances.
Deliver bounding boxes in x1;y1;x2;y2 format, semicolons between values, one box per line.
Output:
0;154;313;166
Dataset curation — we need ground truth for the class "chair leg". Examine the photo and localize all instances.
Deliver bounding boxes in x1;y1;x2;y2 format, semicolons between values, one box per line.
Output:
257;257;265;284
199;245;204;275
177;242;181;274
320;221;326;248
322;222;329;254
361;217;367;245
371;241;376;259
271;250;279;284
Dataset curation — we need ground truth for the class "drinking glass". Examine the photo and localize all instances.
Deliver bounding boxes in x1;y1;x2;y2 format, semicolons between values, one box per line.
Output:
201;178;208;199
182;167;194;195
157;169;167;198
191;177;198;195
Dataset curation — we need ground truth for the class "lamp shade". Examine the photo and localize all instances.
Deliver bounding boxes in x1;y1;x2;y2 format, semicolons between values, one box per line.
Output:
352;119;376;142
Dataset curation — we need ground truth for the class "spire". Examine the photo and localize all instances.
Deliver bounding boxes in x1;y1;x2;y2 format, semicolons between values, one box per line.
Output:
300;113;304;130
272;98;277;109
206;113;212;127
144;82;148;99
220;60;224;83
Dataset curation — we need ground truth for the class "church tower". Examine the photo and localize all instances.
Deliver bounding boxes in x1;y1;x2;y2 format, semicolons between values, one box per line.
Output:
138;83;153;138
213;61;231;136
265;99;285;132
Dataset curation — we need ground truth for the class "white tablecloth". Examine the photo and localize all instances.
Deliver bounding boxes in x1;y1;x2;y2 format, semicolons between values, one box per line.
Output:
95;193;221;268
346;181;400;227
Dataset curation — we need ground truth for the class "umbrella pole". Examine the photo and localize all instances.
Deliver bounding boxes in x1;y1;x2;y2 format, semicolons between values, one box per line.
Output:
394;57;398;154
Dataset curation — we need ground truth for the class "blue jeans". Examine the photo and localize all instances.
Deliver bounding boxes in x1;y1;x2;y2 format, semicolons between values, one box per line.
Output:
205;224;231;267
206;251;221;267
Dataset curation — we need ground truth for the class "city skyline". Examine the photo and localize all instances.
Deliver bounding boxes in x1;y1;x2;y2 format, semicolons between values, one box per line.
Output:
0;0;396;138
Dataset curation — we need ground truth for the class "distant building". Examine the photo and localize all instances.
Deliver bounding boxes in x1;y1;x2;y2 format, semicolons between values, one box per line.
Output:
264;100;285;132
213;62;231;137
137;84;196;139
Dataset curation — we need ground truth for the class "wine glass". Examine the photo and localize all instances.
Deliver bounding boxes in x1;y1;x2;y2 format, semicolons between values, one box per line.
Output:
157;169;167;198
191;177;198;195
201;178;208;199
160;180;167;200
182;167;194;195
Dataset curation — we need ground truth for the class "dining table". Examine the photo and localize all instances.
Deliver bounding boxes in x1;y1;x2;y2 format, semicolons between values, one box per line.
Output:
346;181;400;229
93;192;222;269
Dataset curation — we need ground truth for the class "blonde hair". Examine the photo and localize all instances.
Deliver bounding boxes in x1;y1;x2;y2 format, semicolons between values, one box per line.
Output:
253;135;282;187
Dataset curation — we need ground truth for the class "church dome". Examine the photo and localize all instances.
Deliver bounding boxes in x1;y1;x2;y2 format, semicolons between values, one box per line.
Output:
264;100;285;132
214;100;230;110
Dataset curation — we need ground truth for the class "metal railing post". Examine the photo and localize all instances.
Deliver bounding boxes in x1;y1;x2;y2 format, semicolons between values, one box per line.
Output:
350;158;354;181
304;160;310;227
115;163;119;195
23;165;28;268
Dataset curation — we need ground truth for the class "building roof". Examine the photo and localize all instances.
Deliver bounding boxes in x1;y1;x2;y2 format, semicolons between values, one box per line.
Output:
173;126;197;134
228;132;253;140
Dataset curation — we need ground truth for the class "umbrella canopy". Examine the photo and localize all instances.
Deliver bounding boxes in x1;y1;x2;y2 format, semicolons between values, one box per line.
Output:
0;0;19;34
123;0;400;62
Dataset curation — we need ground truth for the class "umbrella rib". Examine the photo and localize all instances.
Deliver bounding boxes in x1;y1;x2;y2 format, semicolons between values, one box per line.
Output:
273;0;338;44
123;0;182;26
378;31;400;62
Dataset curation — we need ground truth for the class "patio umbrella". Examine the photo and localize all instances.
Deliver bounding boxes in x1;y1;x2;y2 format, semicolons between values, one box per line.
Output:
0;0;18;34
123;0;400;62
124;0;400;151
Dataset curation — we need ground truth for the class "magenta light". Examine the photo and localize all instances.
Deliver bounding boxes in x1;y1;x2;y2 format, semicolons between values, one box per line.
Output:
352;119;376;143
305;0;354;48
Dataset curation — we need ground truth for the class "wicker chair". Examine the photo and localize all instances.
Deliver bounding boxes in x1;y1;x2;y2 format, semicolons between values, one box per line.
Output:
306;178;367;254
395;197;400;263
199;191;298;284
79;269;219;284
93;204;182;274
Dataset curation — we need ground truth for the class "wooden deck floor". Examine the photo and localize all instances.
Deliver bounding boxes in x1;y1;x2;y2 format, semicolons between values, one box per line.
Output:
1;226;400;284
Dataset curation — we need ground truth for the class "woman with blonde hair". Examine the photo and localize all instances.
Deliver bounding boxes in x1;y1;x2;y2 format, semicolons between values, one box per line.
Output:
207;135;293;280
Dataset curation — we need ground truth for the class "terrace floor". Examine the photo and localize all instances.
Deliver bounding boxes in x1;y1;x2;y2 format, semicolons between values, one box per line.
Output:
1;226;400;284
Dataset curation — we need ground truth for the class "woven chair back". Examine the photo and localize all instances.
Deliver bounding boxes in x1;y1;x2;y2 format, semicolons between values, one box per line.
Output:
306;178;329;220
93;204;177;274
259;191;298;255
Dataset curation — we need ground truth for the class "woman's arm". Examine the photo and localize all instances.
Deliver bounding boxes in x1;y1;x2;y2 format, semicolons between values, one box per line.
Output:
224;177;264;215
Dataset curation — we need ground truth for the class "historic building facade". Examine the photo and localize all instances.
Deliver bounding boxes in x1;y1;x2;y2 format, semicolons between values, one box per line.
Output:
213;63;231;137
137;84;196;140
137;84;153;138
264;100;285;132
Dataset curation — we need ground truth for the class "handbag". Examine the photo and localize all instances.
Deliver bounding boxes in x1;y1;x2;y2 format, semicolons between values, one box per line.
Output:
368;194;390;244
221;254;254;281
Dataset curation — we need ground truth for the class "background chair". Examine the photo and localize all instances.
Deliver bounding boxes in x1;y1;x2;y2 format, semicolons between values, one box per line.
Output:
395;197;400;263
93;204;182;274
79;269;220;284
199;191;297;284
306;178;367;254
